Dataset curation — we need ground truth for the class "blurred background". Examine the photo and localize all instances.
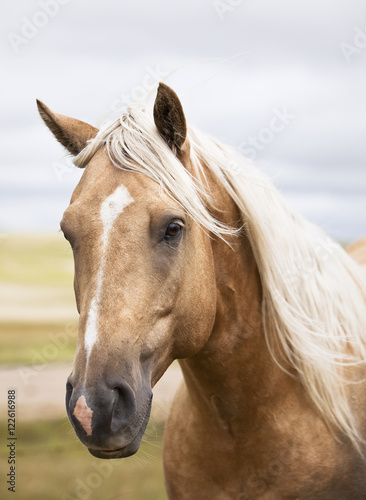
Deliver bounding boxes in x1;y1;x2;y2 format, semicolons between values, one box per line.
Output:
1;0;365;498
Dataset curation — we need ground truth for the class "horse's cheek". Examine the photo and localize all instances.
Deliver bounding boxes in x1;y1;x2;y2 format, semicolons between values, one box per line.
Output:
172;267;217;358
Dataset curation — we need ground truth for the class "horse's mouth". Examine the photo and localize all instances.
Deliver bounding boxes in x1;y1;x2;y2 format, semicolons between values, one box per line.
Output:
88;444;138;459
87;431;142;459
86;396;152;459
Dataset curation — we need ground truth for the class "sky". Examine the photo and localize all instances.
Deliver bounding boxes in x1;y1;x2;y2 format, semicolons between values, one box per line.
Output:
1;0;365;241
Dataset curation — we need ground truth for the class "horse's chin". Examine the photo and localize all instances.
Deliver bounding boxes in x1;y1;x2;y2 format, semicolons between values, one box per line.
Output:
88;438;140;459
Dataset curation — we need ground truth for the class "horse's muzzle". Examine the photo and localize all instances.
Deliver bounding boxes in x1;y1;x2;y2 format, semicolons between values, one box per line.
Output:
66;374;152;459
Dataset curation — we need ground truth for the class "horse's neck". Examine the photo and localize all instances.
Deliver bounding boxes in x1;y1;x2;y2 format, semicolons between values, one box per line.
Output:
180;229;287;431
177;158;291;433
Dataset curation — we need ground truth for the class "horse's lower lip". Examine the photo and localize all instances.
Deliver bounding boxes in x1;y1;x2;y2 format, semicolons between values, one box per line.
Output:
88;445;136;459
99;448;124;456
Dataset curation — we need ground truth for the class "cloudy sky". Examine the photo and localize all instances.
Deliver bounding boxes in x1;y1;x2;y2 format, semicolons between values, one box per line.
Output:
1;0;365;241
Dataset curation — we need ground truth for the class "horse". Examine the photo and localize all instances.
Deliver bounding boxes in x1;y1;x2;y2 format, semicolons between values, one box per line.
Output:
37;83;366;499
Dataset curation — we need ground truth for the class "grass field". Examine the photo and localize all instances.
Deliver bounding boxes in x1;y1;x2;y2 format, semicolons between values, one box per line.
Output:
0;321;77;365
0;234;74;287
0;234;77;365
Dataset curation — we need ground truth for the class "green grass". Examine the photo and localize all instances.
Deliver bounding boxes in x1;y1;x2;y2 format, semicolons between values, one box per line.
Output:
0;419;168;500
0;234;77;365
0;234;74;287
0;322;77;365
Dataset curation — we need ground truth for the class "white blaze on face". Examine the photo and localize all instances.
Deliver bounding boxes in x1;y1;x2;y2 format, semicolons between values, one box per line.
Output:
84;185;134;360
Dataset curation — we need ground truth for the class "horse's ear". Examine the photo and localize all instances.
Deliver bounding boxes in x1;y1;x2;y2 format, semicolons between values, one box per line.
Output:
36;100;99;157
153;83;187;155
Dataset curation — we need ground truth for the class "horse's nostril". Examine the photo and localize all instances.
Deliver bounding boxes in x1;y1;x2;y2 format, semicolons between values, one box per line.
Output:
110;383;137;433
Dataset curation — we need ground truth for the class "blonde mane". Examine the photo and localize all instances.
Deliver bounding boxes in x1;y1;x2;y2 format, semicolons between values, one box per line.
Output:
74;104;366;451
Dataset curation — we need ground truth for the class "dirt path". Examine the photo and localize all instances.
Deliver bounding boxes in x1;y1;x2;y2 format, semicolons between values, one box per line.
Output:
0;362;183;421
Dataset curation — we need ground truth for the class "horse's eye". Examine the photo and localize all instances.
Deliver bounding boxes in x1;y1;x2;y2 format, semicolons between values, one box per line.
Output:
165;222;183;239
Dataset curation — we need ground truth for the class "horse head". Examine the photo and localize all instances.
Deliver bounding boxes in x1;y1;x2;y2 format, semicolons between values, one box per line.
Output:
37;84;219;458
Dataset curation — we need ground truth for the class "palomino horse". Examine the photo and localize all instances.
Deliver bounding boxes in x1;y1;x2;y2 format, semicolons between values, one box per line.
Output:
38;84;366;499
